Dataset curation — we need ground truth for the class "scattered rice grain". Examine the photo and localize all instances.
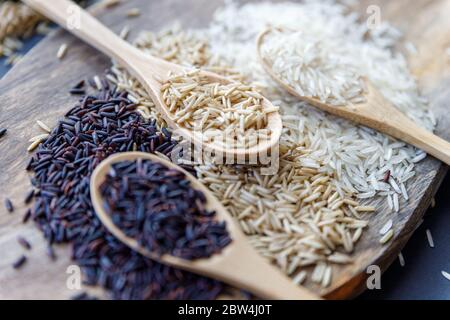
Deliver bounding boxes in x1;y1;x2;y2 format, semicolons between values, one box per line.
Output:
426;229;435;248
56;43;68;60
379;229;394;244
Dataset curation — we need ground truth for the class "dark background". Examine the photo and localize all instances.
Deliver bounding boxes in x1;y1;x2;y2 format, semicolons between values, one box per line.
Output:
1;30;449;301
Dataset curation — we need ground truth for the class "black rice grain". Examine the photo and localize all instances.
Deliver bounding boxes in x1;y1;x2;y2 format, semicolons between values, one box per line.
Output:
4;198;14;213
27;83;226;300
383;170;391;183
100;159;231;260
24;190;35;204
72;80;85;90
23;209;32;224
12;255;27;269
0;128;6;139
17;236;32;250
70;89;86;95
71;292;98;300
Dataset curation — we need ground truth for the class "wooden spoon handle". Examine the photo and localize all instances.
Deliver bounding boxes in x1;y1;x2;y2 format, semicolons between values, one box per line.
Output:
23;0;169;77
212;243;320;300
23;0;136;63
258;28;450;165
362;85;450;165
383;111;450;165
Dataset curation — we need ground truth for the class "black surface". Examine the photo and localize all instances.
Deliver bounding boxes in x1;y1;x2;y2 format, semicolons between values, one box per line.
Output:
1;28;449;301
360;173;450;300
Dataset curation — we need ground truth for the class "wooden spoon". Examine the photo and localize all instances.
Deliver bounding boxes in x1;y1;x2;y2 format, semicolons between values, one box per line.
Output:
90;151;320;300
23;0;282;160
257;28;450;165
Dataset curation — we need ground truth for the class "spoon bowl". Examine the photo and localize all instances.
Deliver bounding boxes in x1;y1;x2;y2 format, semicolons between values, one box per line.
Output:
90;152;320;300
257;27;450;165
24;0;282;160
149;69;283;160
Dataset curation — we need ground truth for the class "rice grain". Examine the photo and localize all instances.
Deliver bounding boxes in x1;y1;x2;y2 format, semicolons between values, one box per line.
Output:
442;271;450;281
36;120;51;133
379;229;394;244
379;219;393;235
426;229;435;248
56;43;68;60
398;252;405;267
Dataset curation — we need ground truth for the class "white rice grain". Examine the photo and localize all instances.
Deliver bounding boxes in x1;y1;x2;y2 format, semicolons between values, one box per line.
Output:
56;43;68;59
398;252;405;267
36;120;51;133
379;219;393;235
426;229;435;248
442;271;450;281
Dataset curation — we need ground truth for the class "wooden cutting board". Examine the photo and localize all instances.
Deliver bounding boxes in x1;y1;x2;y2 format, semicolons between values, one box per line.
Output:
0;0;449;300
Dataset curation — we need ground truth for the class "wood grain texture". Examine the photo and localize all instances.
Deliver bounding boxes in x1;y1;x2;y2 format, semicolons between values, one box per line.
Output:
0;0;449;300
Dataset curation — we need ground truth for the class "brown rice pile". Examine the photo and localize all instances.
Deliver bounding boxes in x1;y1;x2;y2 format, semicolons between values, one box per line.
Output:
161;69;277;149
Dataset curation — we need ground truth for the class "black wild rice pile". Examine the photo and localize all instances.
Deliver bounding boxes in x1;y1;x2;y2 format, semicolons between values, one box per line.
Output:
100;159;232;260
26;83;225;299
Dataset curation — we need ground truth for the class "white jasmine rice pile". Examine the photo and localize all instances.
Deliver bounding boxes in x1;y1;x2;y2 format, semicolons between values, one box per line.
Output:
107;1;435;289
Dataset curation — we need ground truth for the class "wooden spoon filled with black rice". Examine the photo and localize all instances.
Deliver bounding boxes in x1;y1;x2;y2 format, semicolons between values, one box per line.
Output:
91;152;320;300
